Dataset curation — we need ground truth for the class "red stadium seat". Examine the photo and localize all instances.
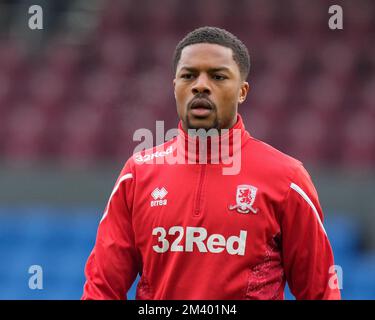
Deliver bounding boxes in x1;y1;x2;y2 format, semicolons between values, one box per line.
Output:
2;103;47;164
341;110;375;168
0;0;373;170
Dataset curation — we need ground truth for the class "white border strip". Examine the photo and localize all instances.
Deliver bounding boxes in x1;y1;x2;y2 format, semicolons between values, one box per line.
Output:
100;173;133;223
290;183;327;236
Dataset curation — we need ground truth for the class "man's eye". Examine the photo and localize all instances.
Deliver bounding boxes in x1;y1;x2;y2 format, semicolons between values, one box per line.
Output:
213;75;227;80
181;74;194;80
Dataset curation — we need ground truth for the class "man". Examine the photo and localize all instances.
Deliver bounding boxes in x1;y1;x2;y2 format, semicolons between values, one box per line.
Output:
82;27;341;300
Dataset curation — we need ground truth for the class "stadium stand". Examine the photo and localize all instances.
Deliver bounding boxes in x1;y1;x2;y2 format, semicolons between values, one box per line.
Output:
0;0;373;167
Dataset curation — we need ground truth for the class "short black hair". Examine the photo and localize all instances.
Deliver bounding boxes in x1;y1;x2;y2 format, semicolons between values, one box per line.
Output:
173;26;250;80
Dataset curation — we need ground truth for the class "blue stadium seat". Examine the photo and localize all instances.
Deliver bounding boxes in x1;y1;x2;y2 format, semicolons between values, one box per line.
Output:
1;207;374;300
128;275;140;300
283;283;295;300
324;215;361;257
343;253;375;300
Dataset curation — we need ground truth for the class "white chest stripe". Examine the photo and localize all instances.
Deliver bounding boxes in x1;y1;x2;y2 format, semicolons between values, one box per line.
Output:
100;173;133;223
290;183;327;236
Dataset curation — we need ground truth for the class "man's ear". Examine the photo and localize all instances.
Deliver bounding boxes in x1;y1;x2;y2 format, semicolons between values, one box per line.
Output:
238;81;250;104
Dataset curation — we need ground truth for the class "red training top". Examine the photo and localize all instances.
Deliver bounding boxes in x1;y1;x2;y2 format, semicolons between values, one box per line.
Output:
82;115;341;300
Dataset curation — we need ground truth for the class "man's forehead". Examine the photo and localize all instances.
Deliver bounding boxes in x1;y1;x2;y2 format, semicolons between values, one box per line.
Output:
178;43;236;70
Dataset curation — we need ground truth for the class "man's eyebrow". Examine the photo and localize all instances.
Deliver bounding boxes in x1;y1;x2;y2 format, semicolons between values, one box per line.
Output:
179;67;197;72
209;67;231;73
179;66;232;73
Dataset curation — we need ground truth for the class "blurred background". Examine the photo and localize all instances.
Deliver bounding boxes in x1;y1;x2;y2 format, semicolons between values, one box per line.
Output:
0;0;374;299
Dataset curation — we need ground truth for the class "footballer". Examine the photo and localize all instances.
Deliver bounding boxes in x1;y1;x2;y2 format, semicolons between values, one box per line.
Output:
82;27;341;300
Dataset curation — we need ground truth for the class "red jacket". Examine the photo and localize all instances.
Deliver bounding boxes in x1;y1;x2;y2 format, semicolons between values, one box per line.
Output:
82;115;341;300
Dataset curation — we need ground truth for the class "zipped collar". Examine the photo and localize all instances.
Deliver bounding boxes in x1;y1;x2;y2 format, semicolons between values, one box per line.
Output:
176;114;251;164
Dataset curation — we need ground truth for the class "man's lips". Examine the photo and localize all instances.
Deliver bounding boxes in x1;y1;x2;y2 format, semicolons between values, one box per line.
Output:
188;98;214;117
190;108;212;117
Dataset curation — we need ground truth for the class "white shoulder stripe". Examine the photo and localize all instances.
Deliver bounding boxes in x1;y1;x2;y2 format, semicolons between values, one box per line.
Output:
290;182;327;236
100;173;133;223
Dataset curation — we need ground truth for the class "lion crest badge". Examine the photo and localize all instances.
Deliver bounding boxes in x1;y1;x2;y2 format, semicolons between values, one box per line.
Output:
228;184;259;214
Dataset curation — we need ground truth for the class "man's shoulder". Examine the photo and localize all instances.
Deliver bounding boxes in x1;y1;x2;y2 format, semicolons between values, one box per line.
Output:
246;136;303;174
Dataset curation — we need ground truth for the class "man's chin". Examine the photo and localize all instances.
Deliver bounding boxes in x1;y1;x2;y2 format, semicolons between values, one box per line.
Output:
186;116;219;131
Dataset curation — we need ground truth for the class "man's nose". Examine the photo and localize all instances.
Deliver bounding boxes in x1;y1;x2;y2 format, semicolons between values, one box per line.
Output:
192;74;211;95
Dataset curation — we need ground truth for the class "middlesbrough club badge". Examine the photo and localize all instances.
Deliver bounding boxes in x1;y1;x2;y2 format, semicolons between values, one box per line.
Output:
229;184;259;214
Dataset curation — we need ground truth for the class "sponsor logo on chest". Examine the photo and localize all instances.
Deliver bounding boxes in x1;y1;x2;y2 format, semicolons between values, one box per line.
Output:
152;226;247;256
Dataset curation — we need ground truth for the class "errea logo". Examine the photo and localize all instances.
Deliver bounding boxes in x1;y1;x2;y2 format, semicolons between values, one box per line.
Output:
151;187;168;207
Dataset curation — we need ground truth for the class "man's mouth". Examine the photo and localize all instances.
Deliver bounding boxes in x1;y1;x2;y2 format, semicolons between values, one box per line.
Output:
189;98;214;118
